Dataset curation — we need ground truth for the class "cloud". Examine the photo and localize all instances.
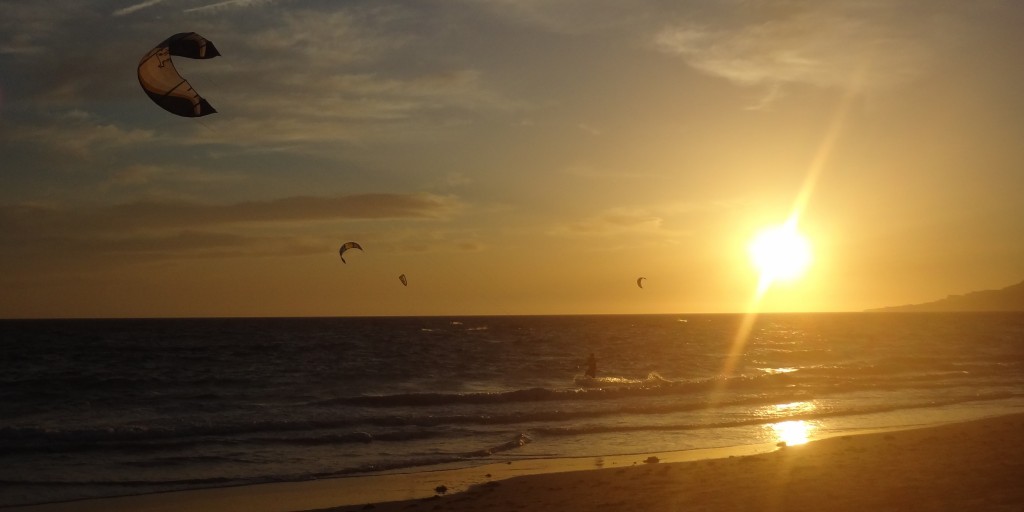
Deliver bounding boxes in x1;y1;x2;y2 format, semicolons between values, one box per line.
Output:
0;193;463;269
559;162;659;180
187;70;518;149
238;7;408;65
0;3;88;55
112;0;167;16
12;110;155;158
243;70;510;123
560;207;666;236
0;38;44;55
0;193;460;238
2;2;523;158
136;9;521;149
470;0;650;34
183;0;275;14
654;2;939;95
550;198;746;245
576;123;602;136
113;0;279;16
102;163;246;192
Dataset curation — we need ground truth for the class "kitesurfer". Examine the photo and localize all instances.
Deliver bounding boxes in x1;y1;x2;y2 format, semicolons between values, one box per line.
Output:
584;353;597;378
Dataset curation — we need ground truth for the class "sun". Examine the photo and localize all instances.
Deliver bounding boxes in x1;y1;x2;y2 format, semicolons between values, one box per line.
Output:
748;222;812;283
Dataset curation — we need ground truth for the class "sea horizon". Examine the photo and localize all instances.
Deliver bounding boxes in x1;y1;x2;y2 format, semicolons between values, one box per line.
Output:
5;309;1000;321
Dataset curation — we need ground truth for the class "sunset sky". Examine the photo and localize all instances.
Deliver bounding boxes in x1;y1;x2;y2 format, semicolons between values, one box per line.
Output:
2;0;1023;318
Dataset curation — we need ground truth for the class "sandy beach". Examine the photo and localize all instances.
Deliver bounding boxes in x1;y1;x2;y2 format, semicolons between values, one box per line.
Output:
9;412;1024;512
319;412;1024;512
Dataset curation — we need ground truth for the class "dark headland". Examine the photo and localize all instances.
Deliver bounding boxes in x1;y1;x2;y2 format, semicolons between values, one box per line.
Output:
868;280;1024;312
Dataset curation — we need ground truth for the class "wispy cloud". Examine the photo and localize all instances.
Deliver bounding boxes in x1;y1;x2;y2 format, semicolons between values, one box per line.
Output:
188;69;518;149
139;9;521;150
183;0;274;14
654;2;940;100
112;0;167;16
0;193;463;268
0;193;461;239
565;207;665;235
551;199;740;244
0;38;44;55
101;163;247;195
113;0;275;16
0;3;84;55
13;110;155;158
470;0;650;34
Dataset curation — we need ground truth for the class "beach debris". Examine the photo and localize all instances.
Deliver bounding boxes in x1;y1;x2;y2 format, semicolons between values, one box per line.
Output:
138;32;220;117
339;241;363;263
644;456;660;464
350;431;373;443
399;274;408;286
637;277;646;288
434;485;448;495
467;433;533;457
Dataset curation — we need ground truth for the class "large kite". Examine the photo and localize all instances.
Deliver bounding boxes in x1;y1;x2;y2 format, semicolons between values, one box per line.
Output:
138;32;220;117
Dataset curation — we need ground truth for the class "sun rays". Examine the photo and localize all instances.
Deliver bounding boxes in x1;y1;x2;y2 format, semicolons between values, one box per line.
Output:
710;73;863;406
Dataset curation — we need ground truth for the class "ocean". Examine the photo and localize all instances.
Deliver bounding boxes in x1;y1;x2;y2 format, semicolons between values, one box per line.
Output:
2;313;1023;508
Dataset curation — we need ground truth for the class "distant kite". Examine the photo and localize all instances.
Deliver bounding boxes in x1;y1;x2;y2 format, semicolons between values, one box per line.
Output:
138;32;220;117
399;274;408;286
339;241;363;263
637;277;646;289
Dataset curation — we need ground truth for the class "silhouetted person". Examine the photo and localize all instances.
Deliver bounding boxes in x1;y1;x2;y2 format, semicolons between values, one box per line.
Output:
585;353;597;378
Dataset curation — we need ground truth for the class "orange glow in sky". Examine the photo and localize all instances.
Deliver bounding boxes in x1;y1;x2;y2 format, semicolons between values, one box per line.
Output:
2;2;1024;318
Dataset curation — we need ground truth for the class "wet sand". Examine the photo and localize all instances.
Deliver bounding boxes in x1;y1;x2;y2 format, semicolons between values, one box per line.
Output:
319;412;1024;512
10;412;1024;512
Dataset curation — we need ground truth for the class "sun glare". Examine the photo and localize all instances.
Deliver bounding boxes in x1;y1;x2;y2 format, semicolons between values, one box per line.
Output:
768;420;813;446
748;223;812;284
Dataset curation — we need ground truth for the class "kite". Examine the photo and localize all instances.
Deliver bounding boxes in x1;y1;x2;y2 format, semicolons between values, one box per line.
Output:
637;277;646;289
339;241;363;263
399;274;408;286
138;32;220;117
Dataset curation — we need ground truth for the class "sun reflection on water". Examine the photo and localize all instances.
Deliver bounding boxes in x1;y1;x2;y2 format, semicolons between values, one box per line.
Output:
755;401;818;446
773;401;816;413
760;367;798;375
768;420;814;446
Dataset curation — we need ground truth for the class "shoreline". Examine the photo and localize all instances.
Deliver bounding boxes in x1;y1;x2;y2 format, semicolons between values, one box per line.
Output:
321;411;1024;512
7;411;1024;512
3;442;781;512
